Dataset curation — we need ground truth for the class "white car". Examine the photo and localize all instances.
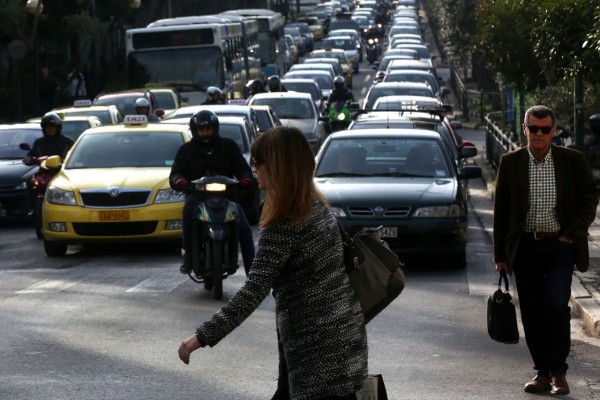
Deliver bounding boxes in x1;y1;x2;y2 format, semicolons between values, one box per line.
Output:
248;92;327;153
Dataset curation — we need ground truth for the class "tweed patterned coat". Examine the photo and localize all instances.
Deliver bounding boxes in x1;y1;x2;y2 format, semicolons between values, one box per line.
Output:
196;196;368;399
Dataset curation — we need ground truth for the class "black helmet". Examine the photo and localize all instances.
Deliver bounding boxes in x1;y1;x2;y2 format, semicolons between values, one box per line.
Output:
334;76;346;90
189;110;220;144
590;113;600;133
246;79;264;95
267;75;282;92
40;112;62;136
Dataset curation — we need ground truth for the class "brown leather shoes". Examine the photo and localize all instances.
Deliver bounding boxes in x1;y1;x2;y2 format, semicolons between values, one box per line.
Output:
524;375;552;393
551;374;570;395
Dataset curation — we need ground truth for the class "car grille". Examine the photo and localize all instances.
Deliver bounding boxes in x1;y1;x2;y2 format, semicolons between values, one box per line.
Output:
80;190;151;207
73;221;158;236
347;206;411;217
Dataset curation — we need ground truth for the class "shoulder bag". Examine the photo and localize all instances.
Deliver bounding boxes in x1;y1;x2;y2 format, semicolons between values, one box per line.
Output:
339;224;405;324
487;269;520;344
356;374;388;400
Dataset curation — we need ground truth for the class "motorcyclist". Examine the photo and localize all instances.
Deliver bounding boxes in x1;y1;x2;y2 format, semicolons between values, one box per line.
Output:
169;110;255;275
23;112;74;165
203;86;226;105
267;75;287;92
325;76;355;112
246;79;267;99
134;97;160;122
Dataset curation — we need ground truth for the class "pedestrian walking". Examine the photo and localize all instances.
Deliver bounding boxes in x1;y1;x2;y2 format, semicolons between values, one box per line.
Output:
493;105;598;395
177;126;368;400
38;67;59;115
64;66;87;104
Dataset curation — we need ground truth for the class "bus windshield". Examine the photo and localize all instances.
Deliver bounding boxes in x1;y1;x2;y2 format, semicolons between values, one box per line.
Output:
127;47;224;91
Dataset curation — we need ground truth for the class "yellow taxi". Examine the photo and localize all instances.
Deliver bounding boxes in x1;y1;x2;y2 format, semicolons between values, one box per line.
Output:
308;48;353;88
42;115;190;256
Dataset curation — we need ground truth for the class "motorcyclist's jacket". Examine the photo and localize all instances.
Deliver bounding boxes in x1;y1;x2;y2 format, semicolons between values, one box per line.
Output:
169;136;252;191
27;134;74;161
327;87;355;108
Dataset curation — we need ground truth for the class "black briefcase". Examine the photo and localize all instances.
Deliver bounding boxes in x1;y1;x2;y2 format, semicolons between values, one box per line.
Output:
487;270;519;344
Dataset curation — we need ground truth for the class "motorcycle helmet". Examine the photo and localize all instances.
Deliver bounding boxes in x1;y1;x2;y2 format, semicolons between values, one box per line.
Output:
134;97;150;114
246;79;264;95
333;76;346;90
267;75;282;92
189;110;220;144
590;113;600;134
40;112;62;136
206;86;222;101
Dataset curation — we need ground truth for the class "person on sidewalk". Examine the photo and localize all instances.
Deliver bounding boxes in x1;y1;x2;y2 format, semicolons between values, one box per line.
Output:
493;105;598;395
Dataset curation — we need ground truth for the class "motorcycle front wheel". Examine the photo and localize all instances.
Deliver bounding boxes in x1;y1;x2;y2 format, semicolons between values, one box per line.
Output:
211;239;223;300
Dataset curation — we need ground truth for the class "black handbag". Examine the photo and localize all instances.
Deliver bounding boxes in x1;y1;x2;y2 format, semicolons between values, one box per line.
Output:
356;374;388;400
487;270;520;344
339;224;405;324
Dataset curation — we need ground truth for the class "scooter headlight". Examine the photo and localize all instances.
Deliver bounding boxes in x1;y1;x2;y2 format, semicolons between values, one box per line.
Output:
337;113;347;121
205;183;227;192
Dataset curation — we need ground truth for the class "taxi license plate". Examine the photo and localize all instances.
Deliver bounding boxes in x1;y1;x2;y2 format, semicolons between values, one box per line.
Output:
363;226;398;238
99;211;130;221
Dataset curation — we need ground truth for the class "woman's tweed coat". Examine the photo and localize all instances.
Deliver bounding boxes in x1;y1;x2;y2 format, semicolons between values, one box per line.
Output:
196;197;368;399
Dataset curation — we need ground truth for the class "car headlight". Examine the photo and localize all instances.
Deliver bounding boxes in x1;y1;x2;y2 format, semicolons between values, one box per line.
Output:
413;204;464;218
329;206;347;218
155;188;186;204
46;186;76;206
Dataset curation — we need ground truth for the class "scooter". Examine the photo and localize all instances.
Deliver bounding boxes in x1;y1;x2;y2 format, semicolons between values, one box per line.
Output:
366;38;380;64
328;100;352;132
187;175;241;300
20;144;61;240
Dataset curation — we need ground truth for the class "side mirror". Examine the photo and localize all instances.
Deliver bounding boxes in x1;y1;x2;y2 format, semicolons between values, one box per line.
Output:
155;108;165;118
451;120;463;130
442;104;453;113
20;143;31;151
459;165;482;180
45;155;62;170
459;146;478;159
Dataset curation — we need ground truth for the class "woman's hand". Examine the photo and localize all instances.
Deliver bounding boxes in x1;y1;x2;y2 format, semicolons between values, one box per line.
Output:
178;334;202;365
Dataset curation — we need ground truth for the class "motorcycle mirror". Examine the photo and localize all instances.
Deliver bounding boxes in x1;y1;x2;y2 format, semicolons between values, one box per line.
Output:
45;155;62;169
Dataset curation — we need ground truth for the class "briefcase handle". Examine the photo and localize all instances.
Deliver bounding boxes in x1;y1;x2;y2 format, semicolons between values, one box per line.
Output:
498;269;510;292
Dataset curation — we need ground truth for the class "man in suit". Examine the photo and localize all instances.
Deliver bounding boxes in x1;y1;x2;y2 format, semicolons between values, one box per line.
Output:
493;105;598;395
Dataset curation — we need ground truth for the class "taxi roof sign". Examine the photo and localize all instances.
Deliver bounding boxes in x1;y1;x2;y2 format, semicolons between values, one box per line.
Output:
124;115;148;124
73;99;93;107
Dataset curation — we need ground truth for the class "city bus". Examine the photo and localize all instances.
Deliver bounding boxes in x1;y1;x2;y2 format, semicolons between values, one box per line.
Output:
219;9;287;78
125;16;262;104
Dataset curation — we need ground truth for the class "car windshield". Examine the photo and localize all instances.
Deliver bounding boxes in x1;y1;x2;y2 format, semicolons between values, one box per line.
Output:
251;98;315;119
61;121;94;141
153;91;177;109
94;95;142;115
66;131;183;169
384;73;439;92
315;138;451;178
322;38;354;51
283;82;321;102
285;73;333;90
63;110;113;125
366;87;435;109
0;128;42;159
219;124;248;153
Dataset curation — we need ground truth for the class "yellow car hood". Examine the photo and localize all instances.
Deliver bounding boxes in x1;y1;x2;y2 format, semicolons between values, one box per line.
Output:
53;168;170;191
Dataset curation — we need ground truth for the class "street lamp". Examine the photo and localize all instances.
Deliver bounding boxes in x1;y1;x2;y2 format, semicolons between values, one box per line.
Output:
130;0;141;9
26;0;43;15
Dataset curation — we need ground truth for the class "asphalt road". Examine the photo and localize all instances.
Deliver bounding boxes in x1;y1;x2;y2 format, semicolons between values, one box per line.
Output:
1;58;600;399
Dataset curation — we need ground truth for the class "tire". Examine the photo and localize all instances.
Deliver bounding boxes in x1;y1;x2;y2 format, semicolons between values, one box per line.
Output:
44;240;67;256
34;198;44;240
212;239;223;300
203;238;213;290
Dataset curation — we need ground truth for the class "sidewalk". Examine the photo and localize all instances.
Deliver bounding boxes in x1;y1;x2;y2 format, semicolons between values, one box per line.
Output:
472;148;600;339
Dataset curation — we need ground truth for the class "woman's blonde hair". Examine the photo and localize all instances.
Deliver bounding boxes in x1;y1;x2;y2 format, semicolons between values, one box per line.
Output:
251;126;326;227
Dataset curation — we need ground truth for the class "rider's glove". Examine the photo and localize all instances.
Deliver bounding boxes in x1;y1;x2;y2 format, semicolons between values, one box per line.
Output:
174;178;190;192
239;177;252;189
